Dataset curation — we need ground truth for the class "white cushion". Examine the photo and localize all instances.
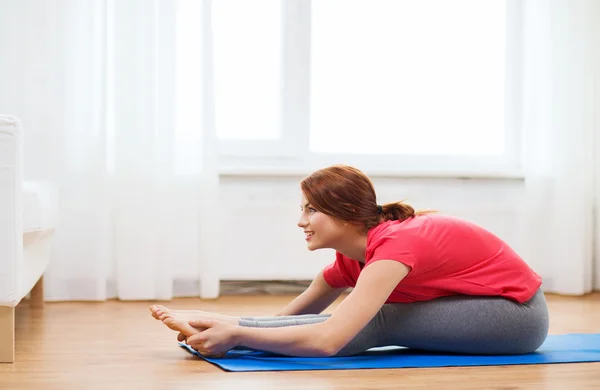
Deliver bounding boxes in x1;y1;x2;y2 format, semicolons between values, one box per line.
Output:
23;181;58;234
0;114;58;307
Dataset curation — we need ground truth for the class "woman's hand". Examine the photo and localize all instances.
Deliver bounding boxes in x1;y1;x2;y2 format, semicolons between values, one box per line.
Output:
185;319;239;358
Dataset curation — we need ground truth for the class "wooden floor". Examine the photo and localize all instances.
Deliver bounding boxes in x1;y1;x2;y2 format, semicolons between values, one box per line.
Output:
1;293;600;390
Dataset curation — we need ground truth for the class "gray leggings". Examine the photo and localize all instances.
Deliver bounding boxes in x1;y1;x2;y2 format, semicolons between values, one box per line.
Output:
239;288;549;356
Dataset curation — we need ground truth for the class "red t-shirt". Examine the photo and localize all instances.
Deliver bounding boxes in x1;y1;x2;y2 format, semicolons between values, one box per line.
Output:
323;214;542;304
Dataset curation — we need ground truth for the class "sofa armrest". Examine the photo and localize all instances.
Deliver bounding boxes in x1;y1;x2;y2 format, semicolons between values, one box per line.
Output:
0;115;23;307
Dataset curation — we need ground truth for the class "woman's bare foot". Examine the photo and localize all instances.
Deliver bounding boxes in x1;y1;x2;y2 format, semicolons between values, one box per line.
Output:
149;305;188;320
149;305;239;325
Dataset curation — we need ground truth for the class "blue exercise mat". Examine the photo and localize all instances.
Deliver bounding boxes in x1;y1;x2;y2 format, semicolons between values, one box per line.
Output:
179;333;600;372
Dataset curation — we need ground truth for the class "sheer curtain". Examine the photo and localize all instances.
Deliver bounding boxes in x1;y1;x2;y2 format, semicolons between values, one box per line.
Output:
2;0;598;301
0;0;221;301
520;0;600;294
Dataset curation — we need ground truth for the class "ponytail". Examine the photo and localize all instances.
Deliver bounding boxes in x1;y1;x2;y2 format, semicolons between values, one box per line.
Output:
380;202;416;222
368;201;435;229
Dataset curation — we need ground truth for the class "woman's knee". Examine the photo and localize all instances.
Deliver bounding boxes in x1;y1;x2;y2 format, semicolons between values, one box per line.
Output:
333;308;390;356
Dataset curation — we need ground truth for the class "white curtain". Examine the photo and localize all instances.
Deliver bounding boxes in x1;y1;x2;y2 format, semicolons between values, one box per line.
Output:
520;0;600;294
2;0;599;301
0;0;221;300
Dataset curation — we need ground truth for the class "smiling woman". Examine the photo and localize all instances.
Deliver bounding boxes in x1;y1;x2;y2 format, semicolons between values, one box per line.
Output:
151;165;549;358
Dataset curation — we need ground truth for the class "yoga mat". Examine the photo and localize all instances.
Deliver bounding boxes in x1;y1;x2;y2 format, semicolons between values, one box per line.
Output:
179;333;600;372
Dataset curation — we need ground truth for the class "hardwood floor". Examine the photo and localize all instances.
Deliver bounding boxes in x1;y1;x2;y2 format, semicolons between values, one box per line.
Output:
1;293;600;389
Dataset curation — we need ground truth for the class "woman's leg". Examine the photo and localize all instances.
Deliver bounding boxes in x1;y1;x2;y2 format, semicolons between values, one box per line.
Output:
237;289;549;357
336;288;549;356
239;314;331;327
151;305;327;325
152;304;331;337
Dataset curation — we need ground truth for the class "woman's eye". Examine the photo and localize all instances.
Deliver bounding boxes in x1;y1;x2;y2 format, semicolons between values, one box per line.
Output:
308;207;317;213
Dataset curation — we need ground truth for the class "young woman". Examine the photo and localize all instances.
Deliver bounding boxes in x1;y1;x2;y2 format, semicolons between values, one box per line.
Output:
150;165;549;358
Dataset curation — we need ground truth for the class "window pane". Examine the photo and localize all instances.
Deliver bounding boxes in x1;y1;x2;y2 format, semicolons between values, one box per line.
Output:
213;0;281;140
310;0;506;155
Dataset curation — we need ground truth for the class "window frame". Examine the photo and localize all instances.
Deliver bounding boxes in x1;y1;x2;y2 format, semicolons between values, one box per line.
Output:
218;0;524;179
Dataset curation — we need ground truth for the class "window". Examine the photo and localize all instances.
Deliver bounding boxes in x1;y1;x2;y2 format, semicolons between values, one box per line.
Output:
213;0;282;141
212;0;292;159
214;0;521;176
311;0;506;156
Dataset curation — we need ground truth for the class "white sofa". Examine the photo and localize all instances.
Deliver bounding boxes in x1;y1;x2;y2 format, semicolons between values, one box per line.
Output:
0;115;58;363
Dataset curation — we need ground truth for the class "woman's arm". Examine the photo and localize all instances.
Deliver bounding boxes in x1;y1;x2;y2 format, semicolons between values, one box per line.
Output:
232;260;411;356
275;270;348;316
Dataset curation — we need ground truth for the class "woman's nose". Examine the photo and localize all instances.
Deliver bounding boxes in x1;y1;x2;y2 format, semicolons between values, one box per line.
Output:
297;216;307;228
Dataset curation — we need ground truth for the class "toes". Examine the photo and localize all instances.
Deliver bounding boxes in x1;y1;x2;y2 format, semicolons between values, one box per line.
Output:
149;305;158;316
159;312;173;321
157;310;171;319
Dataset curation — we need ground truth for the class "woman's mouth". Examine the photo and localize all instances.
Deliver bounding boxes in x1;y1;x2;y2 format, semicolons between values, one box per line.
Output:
305;231;314;240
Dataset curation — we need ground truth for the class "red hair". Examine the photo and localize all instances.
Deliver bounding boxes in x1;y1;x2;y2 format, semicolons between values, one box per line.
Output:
301;165;432;230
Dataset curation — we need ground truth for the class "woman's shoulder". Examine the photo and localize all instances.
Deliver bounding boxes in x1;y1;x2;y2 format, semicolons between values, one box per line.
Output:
367;213;470;242
369;213;497;246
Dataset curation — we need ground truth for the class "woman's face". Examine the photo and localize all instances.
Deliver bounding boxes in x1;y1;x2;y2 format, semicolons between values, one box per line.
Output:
297;193;348;251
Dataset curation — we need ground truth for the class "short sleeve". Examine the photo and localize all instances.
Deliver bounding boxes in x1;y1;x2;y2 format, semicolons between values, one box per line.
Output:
366;235;419;272
322;252;355;288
